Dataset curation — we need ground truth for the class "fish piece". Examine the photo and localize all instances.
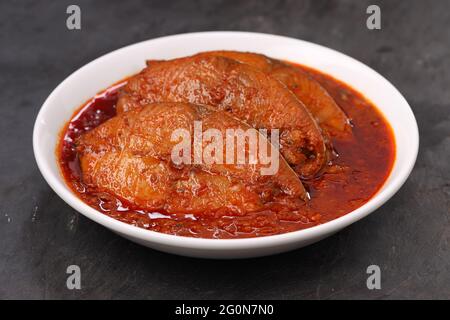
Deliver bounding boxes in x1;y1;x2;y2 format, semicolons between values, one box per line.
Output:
195;51;351;135
117;54;327;178
77;103;307;215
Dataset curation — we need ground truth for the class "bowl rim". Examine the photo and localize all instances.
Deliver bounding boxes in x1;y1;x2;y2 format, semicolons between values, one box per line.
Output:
33;31;419;250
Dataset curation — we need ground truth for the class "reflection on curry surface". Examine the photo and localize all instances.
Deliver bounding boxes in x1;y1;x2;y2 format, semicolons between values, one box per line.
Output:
58;51;395;239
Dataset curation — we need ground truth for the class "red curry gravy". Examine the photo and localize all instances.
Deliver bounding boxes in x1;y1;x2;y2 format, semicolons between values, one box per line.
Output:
58;63;395;239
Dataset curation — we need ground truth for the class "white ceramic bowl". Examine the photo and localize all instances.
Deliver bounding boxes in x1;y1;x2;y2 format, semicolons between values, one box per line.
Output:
33;32;419;259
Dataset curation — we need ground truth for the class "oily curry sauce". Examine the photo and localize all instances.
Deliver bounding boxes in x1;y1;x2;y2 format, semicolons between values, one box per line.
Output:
58;63;395;239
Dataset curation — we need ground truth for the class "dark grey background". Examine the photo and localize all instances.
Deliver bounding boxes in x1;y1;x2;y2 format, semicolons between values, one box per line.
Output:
1;0;449;299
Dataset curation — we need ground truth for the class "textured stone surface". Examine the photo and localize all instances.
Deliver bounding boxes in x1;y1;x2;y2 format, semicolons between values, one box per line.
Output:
0;0;449;299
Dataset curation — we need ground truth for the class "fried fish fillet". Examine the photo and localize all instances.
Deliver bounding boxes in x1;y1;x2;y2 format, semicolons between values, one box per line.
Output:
77;103;307;215
195;51;351;134
117;55;327;178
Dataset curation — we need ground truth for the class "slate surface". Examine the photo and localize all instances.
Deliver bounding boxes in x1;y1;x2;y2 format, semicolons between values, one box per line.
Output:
0;0;449;299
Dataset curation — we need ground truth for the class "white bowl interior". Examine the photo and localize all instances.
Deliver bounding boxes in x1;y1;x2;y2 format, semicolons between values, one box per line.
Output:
33;32;418;258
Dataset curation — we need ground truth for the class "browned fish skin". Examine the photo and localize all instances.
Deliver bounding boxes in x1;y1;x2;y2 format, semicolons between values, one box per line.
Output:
202;51;351;134
194;51;351;135
77;103;307;215
117;55;327;178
